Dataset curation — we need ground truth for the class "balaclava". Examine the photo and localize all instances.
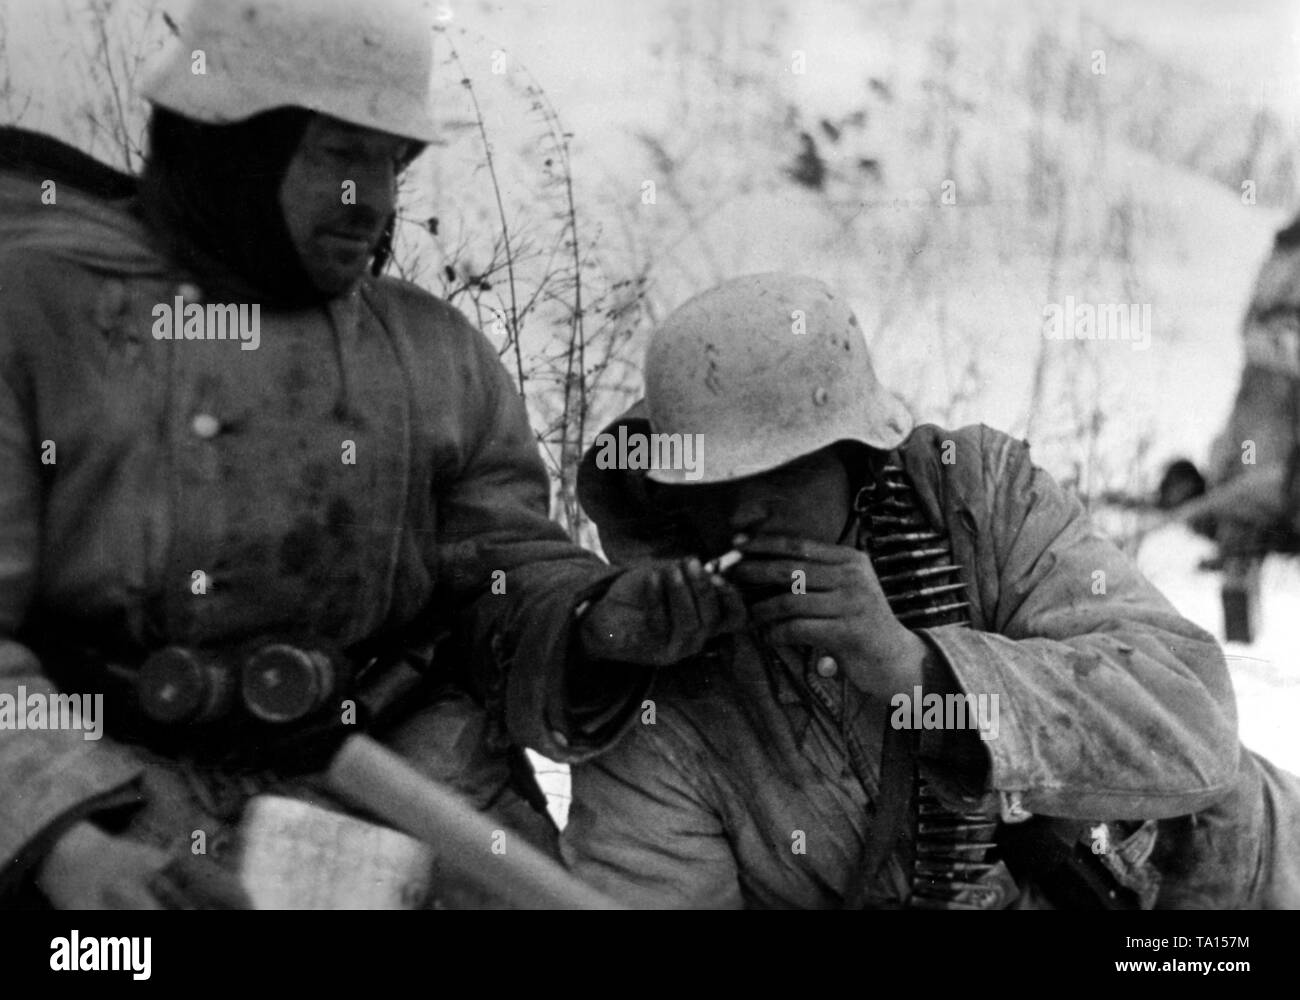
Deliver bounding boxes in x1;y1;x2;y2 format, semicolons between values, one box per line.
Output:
138;107;332;309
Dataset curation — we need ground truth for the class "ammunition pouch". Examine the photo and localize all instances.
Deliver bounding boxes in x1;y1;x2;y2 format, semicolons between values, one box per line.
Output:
30;628;443;771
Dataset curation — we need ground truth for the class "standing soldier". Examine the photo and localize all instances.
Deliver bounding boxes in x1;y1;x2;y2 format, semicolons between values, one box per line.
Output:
564;273;1300;909
0;0;731;908
1163;214;1300;641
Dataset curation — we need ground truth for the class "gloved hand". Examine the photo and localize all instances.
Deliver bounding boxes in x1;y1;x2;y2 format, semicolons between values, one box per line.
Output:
578;557;748;666
36;820;252;910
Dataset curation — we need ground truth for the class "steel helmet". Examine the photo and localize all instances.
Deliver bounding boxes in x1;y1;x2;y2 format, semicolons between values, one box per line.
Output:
140;0;439;143
643;273;913;484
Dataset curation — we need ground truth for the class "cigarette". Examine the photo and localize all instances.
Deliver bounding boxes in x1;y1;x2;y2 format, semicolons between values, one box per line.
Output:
703;549;743;575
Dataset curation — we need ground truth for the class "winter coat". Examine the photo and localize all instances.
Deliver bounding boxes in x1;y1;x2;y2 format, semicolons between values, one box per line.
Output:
0;157;637;901
563;410;1300;908
1208;215;1300;544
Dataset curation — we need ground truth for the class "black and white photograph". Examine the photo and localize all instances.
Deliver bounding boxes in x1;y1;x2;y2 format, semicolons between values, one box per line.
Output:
0;0;1297;962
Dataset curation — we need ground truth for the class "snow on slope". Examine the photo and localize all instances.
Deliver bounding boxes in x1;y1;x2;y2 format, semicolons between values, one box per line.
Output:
1138;524;1300;774
438;0;1291;471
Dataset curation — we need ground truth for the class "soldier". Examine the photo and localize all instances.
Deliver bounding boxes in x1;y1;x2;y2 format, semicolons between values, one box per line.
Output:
1159;214;1300;641
1207;211;1300;543
0;0;729;909
563;273;1300;909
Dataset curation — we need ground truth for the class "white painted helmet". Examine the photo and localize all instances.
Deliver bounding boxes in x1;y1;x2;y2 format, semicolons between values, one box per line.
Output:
140;0;439;142
643;273;913;484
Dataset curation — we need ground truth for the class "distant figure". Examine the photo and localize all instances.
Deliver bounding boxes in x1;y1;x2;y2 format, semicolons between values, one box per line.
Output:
1204;211;1300;551
1160;212;1300;641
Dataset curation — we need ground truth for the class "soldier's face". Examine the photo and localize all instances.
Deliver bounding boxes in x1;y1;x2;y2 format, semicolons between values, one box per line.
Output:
654;445;851;559
279;116;414;295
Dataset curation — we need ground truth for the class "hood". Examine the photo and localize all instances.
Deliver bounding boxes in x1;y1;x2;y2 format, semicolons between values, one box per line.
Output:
577;400;701;564
0;127;167;278
0;127;368;422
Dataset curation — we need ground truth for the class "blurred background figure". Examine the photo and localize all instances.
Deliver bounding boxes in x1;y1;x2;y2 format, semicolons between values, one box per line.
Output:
1157;212;1300;642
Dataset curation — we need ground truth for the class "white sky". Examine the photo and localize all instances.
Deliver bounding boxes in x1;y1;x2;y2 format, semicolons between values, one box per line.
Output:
4;0;1298;127
1079;0;1300;119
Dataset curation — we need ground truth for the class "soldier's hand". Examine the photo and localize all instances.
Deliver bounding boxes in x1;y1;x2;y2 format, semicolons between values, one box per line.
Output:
36;820;252;910
579;557;748;666
732;534;928;699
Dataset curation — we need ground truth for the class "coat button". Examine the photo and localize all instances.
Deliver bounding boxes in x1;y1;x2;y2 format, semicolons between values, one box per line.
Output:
815;655;838;678
191;413;221;439
177;281;202;303
551;729;570;749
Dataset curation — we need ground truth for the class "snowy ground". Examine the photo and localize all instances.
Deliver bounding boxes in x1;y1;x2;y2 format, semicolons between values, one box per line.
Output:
1138;524;1300;774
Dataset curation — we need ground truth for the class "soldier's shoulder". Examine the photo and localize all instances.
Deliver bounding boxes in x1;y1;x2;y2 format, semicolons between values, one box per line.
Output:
362;274;508;373
0;245;98;349
0;204;171;352
898;423;1038;513
0;239;80;286
365;274;479;337
902;422;1021;463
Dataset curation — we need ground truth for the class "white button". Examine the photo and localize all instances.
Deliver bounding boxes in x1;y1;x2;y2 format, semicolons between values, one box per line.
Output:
815;655;838;678
177;282;202;303
191;413;221;439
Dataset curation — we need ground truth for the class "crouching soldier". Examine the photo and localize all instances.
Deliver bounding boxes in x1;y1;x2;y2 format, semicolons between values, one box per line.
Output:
562;273;1300;909
0;0;729;909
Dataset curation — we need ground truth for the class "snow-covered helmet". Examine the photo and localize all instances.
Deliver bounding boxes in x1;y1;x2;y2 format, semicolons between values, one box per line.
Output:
140;0;439;142
643;273;913;484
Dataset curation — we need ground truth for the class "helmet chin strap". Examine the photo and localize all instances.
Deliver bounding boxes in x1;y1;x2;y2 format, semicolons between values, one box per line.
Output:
835;448;885;547
836;482;876;546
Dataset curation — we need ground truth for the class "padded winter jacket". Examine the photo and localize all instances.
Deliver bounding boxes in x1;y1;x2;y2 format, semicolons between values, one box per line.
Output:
0;156;633;897
563;409;1300;908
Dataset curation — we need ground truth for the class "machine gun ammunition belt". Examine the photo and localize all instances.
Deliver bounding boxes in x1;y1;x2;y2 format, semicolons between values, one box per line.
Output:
860;463;1006;910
